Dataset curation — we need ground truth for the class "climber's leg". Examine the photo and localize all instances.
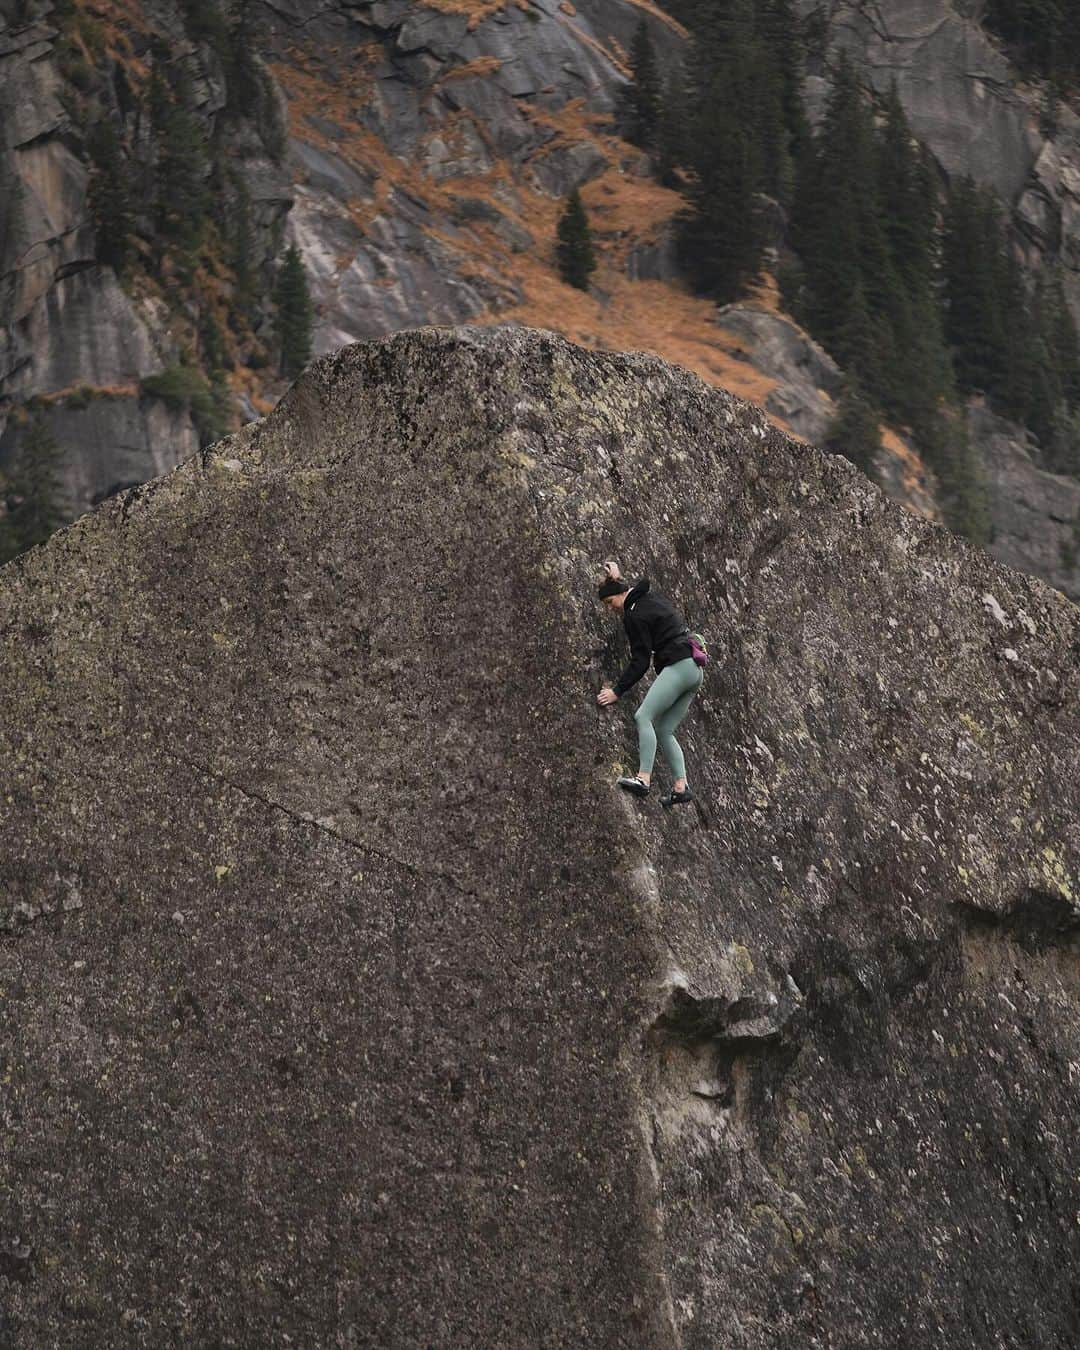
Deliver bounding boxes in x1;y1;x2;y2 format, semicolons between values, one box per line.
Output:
653;658;703;790
632;659;700;783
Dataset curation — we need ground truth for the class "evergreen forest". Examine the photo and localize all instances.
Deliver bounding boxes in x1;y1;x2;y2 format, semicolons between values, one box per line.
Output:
623;1;1080;541
982;0;1080;89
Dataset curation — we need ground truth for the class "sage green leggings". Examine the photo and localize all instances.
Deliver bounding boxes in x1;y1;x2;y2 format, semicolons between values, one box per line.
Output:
633;657;703;779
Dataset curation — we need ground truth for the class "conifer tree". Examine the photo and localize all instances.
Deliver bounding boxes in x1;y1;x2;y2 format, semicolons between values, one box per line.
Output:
1036;268;1080;409
930;412;991;545
983;0;1079;86
228;175;258;328
676;123;764;302
791;53;884;355
622;19;663;152
149;64;210;263
273;244;314;378
942;178;1006;396
655;63;690;188
757;0;806;201
0;416;67;563
994;243;1044;428
675;0;767;302
873;87;952;428
556;189;597;291
824;381;881;477
86;118;135;273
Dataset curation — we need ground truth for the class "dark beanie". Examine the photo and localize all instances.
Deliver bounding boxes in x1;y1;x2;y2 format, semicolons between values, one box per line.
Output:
598;577;630;598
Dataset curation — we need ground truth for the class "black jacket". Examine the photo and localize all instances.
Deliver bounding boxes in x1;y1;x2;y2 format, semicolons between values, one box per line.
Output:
613;577;693;697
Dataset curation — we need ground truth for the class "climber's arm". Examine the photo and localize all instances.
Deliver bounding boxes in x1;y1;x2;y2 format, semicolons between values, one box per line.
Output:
612;614;651;698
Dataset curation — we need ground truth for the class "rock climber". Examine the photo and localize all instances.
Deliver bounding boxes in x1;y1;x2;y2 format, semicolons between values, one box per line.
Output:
596;560;702;807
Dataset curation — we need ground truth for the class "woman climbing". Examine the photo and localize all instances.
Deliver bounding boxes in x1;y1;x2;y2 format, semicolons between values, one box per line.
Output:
596;560;703;807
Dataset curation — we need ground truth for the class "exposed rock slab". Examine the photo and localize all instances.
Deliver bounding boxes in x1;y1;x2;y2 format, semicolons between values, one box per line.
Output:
973;401;1080;601
715;304;844;444
0;326;1077;1346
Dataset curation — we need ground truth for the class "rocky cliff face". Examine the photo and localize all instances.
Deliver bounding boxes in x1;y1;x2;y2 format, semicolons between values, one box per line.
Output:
3;0;1080;599
0;0;292;512
261;0;688;346
1;326;1077;1346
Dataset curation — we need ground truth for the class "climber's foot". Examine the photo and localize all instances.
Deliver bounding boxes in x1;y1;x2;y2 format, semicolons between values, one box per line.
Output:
661;786;694;809
617;775;650;798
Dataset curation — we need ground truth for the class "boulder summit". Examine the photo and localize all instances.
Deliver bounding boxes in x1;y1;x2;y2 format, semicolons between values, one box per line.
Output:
1;327;1078;1346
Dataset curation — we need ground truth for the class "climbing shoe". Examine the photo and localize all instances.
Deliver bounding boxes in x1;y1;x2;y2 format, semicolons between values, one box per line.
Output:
617;775;650;797
661;786;694;809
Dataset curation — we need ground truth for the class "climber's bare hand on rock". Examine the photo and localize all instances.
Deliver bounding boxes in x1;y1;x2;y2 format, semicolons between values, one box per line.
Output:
597;687;618;707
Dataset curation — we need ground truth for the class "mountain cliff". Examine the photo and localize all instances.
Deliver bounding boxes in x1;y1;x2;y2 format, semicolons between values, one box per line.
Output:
2;0;1080;598
1;326;1077;1346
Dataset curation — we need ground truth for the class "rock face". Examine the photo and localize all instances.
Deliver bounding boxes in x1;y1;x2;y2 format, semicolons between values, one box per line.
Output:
1;326;1078;1347
268;0;688;352
973;402;1080;601
716;303;845;444
0;0;292;517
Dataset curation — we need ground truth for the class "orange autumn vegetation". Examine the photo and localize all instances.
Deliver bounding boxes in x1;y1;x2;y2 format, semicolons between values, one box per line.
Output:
555;12;631;78
879;427;939;519
417;0;531;31
435;56;504;87
271;36;934;509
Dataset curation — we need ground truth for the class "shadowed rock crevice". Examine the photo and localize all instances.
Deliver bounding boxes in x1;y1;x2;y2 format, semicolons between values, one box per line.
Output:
956;887;1080;953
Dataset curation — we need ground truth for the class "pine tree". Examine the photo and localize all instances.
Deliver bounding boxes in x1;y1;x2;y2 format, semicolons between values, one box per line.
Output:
791;53;882;355
983;0;1079;86
676;121;765;301
86;118;135;272
824;381;882;477
929;411;991;545
655;63;690;188
150;64;210;263
228;174;259;328
1036;267;1080;409
942;178;1006;396
556;189;597;291
273;244;314;377
993;243;1045;429
622;19;663;152
0;416;67;563
757;0;806;201
675;0;767;302
873;88;952;428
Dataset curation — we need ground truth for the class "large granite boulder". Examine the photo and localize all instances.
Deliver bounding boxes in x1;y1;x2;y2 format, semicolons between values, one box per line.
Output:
1;325;1078;1347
